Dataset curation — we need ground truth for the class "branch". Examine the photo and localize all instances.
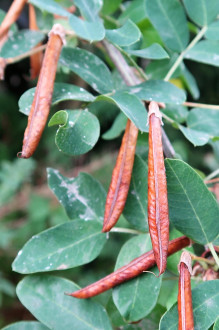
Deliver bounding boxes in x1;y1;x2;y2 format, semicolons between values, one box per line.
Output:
0;44;47;80
184;101;219;110
103;40;175;158
164;26;207;81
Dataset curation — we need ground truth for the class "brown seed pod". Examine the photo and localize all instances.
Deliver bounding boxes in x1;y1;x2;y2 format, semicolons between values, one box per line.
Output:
29;4;43;79
18;24;66;159
0;0;27;48
147;101;169;275
67;236;191;299
178;251;194;330
102;119;138;232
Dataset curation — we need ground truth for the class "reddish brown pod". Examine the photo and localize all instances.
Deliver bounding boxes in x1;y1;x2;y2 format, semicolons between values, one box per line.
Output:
29;4;43;79
0;0;27;48
67;236;191;299
102;119;138;232
19;24;66;159
147;101;169;275
178;251;194;330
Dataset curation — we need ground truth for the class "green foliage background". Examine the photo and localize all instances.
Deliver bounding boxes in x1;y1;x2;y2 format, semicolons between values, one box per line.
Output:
0;0;219;329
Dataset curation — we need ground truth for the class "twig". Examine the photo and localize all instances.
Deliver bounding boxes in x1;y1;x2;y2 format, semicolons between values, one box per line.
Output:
205;178;219;184
6;44;47;64
190;253;215;266
164;26;207;81
205;169;219;182
161;128;175;158
183;101;219;110
114;44;148;81
103;40;175;158
110;227;143;234
100;14;120;27
208;243;219;269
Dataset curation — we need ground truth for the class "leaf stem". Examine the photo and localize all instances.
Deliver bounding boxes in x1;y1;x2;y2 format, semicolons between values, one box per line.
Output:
6;44;47;64
164;25;207;81
103;40;175;158
183;101;219;110
100;14;120;27
205;178;219;184
208;243;219;269
110;227;144;235
114;44;149;81
204;168;219;182
190;253;215;266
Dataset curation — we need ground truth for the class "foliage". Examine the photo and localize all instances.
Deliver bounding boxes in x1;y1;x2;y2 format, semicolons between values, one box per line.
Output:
1;0;219;329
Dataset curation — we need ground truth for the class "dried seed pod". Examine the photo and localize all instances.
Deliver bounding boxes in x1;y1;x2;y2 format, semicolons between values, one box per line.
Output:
19;24;66;159
0;0;27;47
67;236;190;299
102;119;138;232
147;101;169;275
0;58;6;80
178;251;194;330
29;4;43;79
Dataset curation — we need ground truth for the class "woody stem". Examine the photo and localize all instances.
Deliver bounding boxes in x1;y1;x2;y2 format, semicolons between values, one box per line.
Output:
103;40;175;159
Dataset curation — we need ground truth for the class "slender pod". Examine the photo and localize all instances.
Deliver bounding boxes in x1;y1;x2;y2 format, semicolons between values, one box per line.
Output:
29;4;43;79
19;24;66;159
0;0;27;47
147;101;169;275
102;119;138;232
178;251;194;330
67;236;191;299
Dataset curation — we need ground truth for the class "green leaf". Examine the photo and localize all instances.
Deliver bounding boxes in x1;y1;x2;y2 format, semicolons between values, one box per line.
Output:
49;110;100;155
96;92;148;132
0;30;45;58
183;0;219;26
123;155;148;232
19;83;95;116
69;15;105;42
126;43;169;59
206;21;219;40
179;125;209;146
2;322;49;330
102;112;127;140
162;104;188;124
102;0;122;15
12;220;106;273
29;0;70;17
0;158;35;207
166;228;194;275
0;276;15;297
47;169;106;221
180;63;200;100
185;40;219;67
213;234;219;245
158;272;178;308
159;280;219;330
165;159;219;245
16;275;112;330
140;18;163;48
128;80;186;104
59;47;114;94
146;53;181;79
106;297;126;327
106;20;141;47
113;234;162;322
119;0;147;24
178;108;219;146
214;317;219;330
74;0;103;21
145;0;189;52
